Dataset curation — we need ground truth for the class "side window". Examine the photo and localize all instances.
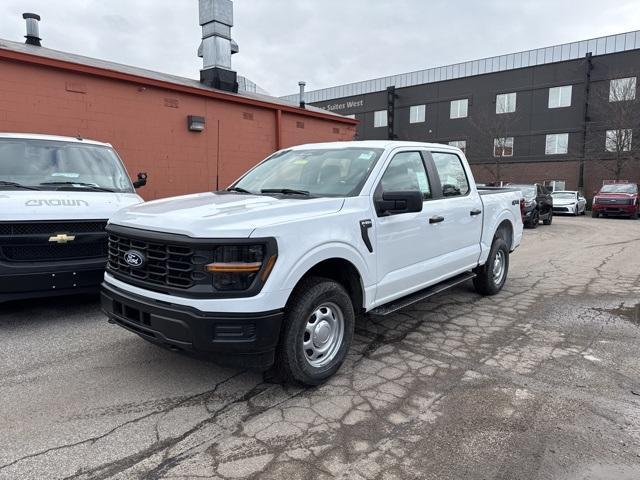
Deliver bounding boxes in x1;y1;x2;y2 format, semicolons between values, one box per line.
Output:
380;152;431;199
431;152;470;197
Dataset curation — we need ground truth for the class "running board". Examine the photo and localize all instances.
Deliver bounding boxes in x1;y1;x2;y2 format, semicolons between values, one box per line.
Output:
368;272;476;316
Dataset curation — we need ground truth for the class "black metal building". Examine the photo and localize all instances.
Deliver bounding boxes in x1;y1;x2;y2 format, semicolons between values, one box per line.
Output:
282;31;640;196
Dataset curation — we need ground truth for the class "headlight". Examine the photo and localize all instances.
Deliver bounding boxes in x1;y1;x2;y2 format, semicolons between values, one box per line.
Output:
206;244;277;291
525;199;536;207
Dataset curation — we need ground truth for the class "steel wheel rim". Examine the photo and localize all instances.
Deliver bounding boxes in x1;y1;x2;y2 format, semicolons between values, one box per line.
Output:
492;250;506;284
302;302;345;368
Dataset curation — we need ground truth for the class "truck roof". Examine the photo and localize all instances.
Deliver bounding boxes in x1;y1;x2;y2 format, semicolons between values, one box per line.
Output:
0;133;111;147
287;140;463;152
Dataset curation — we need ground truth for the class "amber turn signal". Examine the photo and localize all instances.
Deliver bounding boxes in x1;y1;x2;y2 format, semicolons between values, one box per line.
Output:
206;262;262;273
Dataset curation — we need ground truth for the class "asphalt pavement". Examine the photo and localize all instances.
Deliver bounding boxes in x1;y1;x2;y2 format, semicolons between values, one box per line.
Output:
1;215;639;479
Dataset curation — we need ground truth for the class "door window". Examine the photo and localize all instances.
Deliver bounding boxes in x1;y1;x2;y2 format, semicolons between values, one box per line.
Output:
431;152;470;197
379;152;431;199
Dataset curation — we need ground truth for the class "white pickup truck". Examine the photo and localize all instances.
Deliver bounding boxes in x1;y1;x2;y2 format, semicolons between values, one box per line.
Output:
101;141;523;385
0;133;145;303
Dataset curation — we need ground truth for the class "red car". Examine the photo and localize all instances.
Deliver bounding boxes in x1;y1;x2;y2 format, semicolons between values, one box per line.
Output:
592;183;639;219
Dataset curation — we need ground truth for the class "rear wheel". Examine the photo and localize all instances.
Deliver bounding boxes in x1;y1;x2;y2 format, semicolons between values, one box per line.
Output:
473;238;509;296
276;277;354;386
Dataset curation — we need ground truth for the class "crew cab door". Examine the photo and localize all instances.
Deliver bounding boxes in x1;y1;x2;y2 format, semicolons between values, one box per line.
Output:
372;150;439;304
425;150;483;273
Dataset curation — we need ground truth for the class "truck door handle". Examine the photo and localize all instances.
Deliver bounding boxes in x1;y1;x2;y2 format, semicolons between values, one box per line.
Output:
429;215;445;224
470;209;482;216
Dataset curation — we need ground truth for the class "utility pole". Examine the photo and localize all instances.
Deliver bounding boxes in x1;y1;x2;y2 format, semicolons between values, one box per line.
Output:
578;52;593;191
386;86;397;140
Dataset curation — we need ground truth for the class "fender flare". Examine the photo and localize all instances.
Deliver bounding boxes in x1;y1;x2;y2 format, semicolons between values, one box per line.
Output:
281;241;372;296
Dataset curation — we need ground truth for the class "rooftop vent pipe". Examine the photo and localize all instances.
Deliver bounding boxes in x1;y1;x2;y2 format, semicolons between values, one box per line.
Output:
298;81;306;108
198;0;239;93
22;13;41;46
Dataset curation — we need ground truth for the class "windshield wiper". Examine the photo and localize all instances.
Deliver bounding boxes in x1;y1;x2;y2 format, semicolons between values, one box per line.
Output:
261;188;310;196
39;181;116;192
226;186;253;194
0;180;40;190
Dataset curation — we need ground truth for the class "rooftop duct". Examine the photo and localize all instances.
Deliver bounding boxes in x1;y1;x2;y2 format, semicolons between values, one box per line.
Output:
22;13;41;46
198;0;238;93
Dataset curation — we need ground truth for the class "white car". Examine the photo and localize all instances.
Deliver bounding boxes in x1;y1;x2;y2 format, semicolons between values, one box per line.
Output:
551;190;586;216
0;133;145;302
101;141;523;385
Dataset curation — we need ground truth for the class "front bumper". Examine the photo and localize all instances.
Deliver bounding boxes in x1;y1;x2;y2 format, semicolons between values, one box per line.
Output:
101;282;284;369
0;259;105;303
592;204;636;216
552;205;575;213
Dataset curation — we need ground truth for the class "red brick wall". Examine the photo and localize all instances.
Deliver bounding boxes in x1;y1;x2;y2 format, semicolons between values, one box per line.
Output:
0;59;355;200
470;159;639;198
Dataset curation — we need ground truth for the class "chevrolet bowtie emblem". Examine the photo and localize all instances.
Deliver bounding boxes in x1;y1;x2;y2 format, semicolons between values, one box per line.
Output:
49;233;76;244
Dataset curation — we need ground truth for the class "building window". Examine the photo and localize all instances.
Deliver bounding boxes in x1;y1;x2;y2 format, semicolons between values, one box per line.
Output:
545;133;569;154
496;92;517;114
609;77;637;102
450;99;468;119
605;129;633;152
494;137;514;157
410;105;426;123
548;86;572;108
448;140;467;153
374;110;387;128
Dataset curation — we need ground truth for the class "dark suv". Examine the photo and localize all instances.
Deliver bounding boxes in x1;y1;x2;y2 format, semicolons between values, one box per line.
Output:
510;184;553;228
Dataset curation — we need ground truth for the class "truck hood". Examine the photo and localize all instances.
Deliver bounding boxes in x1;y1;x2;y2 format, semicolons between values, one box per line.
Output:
109;192;346;238
0;191;143;221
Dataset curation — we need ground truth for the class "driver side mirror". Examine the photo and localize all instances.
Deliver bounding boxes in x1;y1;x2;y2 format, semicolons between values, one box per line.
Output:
133;172;148;189
375;191;423;217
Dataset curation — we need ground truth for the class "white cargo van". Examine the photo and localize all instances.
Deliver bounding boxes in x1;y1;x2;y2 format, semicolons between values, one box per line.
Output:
0;133;145;302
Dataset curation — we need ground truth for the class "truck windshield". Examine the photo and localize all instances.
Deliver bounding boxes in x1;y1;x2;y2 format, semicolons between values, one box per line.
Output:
0;138;134;192
232;148;384;197
600;184;637;194
510;185;536;199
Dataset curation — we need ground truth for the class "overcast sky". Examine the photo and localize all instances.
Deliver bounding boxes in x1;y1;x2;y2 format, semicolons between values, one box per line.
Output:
1;1;639;97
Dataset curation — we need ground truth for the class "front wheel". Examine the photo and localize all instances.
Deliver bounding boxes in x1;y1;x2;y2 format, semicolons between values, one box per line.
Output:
543;211;553;225
591;210;599;218
473;237;509;296
276;277;355;386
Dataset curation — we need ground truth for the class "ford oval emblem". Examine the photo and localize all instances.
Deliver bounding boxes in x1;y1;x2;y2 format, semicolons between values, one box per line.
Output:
124;250;145;268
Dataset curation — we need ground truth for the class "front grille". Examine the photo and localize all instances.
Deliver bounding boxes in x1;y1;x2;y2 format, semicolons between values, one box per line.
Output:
4;243;108;261
0;220;108;262
0;221;107;236
108;233;201;289
595;198;632;205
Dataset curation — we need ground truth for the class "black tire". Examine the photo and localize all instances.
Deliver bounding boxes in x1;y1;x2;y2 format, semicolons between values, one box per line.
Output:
473;237;509;296
543;211;553;225
591;210;599;218
574;206;579;216
527;210;539;229
276;277;355;386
